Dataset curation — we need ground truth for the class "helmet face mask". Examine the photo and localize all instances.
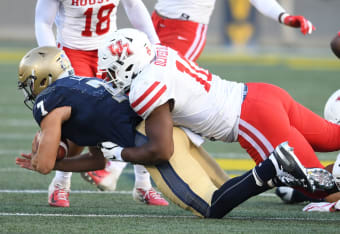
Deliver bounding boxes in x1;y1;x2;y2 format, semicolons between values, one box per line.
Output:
98;28;155;94
18;75;36;110
17;46;74;110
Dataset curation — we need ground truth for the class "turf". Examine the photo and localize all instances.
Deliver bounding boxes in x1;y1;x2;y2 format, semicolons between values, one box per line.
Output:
1;50;340;233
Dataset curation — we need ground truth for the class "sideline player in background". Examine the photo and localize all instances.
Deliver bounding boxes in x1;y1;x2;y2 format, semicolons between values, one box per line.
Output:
34;0;168;207
16;46;325;218
98;28;340;202
331;31;340;59
151;0;315;62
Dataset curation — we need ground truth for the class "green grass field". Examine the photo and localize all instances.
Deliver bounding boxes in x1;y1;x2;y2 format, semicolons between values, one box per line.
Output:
1;46;340;233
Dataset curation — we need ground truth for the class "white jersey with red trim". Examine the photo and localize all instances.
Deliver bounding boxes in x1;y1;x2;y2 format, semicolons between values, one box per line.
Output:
154;0;215;24
55;0;119;50
129;45;245;142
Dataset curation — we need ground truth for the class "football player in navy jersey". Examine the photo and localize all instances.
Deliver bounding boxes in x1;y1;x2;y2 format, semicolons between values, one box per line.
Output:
16;46;333;218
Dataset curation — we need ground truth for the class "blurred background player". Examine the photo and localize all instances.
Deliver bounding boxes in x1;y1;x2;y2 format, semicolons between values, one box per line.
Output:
34;0;168;207
331;31;340;59
151;0;315;62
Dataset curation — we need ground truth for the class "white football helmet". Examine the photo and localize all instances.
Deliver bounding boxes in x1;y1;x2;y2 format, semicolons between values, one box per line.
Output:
98;28;155;93
333;153;340;192
324;89;340;124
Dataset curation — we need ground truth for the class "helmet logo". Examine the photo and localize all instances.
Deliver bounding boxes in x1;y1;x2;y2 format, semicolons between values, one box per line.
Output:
336;96;340;101
108;40;133;60
145;45;152;56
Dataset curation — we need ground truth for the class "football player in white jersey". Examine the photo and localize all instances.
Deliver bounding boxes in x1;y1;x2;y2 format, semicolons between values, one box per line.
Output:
35;0;168;207
98;28;340;204
151;0;315;62
16;46;328;218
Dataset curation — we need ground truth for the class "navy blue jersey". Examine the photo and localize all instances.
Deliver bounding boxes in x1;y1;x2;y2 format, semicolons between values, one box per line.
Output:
33;76;142;147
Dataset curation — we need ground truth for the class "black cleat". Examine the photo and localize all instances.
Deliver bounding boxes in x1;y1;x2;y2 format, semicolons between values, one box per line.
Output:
272;142;314;192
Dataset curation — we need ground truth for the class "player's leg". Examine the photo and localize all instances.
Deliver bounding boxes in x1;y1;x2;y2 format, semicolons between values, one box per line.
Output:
147;128;312;218
48;141;83;207
286;98;340;153
151;11;207;62
238;83;325;168
238;83;337;198
132;164;169;206
193;146;229;188
145;127;219;217
62;47;95;77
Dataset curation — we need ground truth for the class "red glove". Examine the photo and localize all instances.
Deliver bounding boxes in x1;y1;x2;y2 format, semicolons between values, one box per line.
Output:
280;13;316;35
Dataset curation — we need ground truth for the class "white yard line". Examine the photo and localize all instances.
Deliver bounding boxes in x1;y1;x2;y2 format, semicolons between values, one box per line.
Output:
0;212;338;222
0;189;275;197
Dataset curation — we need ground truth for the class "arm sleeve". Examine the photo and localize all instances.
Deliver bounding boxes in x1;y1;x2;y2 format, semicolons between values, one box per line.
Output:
249;0;286;21
35;0;59;46
121;0;160;44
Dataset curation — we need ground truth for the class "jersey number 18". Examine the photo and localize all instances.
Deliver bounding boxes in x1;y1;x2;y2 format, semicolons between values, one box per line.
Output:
82;3;115;37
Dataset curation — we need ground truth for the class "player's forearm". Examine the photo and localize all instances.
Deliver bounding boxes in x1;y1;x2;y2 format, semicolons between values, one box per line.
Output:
249;0;286;21
35;0;58;46
35;23;56;46
122;144;173;165
122;0;160;44
54;152;106;172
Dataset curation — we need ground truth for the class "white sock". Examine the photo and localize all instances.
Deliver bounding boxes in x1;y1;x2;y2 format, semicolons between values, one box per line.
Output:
134;164;152;190
54;170;72;187
105;160;127;178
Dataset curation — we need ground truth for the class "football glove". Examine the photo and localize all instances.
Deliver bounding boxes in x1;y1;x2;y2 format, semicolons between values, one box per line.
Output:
303;201;340;212
280;13;315;35
99;142;124;161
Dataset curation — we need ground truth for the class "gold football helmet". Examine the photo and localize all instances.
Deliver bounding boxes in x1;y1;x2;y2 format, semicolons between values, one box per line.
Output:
18;46;73;109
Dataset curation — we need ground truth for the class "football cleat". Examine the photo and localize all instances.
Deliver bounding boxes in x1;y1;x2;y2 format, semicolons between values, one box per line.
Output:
275;171;305;187
133;187;169;206
306;168;335;191
48;179;70;207
80;169;119;191
272;142;314;192
275;186;326;204
275;187;295;203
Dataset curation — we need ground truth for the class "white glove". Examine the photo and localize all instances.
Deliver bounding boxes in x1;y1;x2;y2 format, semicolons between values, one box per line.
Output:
303;200;340;212
100;142;124;161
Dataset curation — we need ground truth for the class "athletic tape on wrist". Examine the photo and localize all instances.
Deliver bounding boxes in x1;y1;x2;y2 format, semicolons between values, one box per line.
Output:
112;146;124;161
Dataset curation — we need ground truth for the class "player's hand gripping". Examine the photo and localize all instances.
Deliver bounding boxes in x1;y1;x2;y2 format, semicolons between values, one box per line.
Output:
280;13;315;35
99;141;124;161
15;131;41;170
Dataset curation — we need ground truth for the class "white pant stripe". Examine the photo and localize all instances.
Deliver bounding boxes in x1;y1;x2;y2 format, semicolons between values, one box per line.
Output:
239;129;267;161
239;119;274;153
185;24;206;60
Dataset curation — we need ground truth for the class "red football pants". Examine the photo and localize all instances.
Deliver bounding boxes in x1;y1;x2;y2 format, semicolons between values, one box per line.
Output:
152;11;207;62
61;46;104;79
238;83;340;168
